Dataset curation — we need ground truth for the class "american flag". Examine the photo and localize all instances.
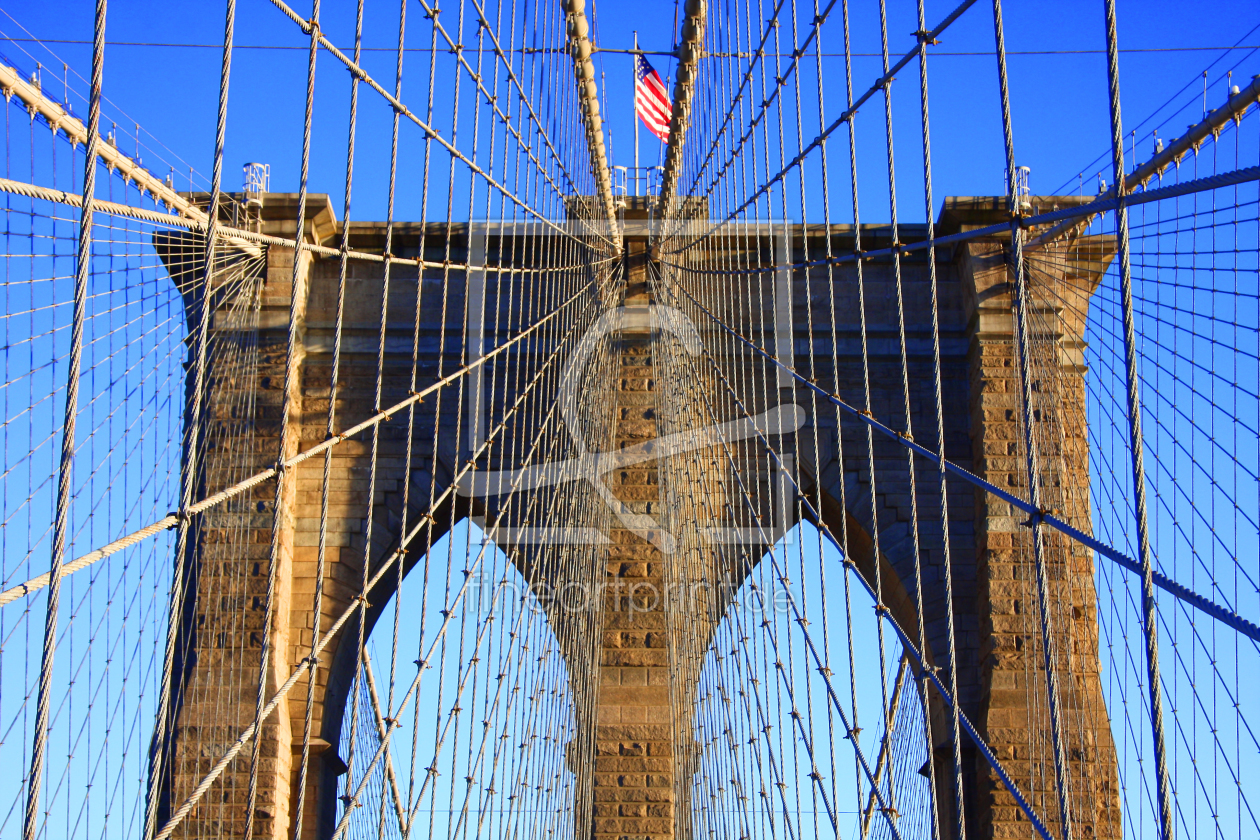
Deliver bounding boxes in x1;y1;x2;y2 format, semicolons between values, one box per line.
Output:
635;53;672;141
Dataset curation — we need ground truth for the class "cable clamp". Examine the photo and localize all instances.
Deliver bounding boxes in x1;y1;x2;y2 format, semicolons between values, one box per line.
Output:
913;29;939;46
1020;508;1057;528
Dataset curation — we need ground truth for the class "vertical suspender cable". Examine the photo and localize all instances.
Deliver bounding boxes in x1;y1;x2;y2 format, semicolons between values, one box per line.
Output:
22;2;106;838
245;1;321;837
912;3;967;837
874;2;935;834
342;0;407;818
838;2;897;809
1099;2;1175;839
291;1;363;836
989;3;1074;838
143;4;236;837
657;0;706;225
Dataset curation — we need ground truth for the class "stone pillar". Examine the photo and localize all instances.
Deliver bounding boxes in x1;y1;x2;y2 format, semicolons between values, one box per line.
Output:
959;222;1121;840
152;194;1125;840
156;205;316;839
593;237;677;840
157;195;461;840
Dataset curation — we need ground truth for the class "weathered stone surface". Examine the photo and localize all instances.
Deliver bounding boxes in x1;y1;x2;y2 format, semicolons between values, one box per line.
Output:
158;195;1119;840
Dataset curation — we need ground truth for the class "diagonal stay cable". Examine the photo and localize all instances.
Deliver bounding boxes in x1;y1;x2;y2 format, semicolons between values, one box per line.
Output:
665;164;1260;272
687;0;849;206
361;651;411;837
0;269;609;608
659;267;1058;840
678;0;795;198
669;275;1260;645
664;0;978;255
151;287;604;840
462;0;585;198
264;0;615;251
409;0;575;201
0;174;607;276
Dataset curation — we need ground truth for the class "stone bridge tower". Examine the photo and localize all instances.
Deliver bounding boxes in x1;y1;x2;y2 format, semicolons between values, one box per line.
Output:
155;193;1120;840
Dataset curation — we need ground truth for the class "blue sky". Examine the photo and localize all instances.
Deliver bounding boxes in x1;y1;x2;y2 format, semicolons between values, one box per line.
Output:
0;2;1256;837
2;0;1258;223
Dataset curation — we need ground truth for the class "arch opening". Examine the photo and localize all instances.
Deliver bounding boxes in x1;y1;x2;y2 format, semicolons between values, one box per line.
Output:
691;520;935;840
333;518;580;840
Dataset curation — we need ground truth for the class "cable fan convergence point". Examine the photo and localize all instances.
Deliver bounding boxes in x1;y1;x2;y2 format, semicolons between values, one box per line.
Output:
0;1;1256;840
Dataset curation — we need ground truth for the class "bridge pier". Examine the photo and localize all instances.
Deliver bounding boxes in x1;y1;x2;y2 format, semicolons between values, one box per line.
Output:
959;226;1121;840
592;237;677;839
772;199;1121;839
155;197;474;840
155;194;1122;840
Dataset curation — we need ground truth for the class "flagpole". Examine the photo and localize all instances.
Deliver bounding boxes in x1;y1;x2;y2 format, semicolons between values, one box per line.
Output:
633;31;640;197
